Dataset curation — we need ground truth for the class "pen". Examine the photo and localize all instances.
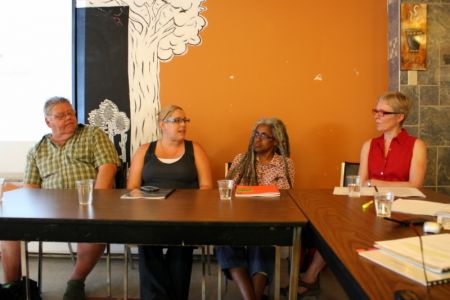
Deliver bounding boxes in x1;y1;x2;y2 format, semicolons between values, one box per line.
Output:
373;185;379;192
362;200;374;209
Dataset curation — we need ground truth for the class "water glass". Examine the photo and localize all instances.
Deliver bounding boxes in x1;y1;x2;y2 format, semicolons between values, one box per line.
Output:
374;191;394;217
346;175;361;198
76;179;94;205
217;180;234;200
0;178;5;201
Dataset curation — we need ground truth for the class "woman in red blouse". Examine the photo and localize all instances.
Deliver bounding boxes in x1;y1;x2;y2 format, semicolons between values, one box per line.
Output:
359;91;427;187
283;92;428;299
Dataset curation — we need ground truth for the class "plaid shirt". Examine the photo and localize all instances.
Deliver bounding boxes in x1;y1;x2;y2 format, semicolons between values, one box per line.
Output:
24;125;120;189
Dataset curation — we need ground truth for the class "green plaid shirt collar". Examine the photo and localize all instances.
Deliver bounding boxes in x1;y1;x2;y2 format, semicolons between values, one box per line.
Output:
24;125;120;189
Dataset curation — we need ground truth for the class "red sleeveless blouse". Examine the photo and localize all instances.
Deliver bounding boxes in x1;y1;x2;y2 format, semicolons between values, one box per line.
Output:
368;129;416;181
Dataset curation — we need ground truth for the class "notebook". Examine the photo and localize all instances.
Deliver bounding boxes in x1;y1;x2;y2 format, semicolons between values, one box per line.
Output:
333;186;426;198
235;185;280;197
359;234;450;286
359;249;450;286
373;234;450;273
121;188;175;200
391;199;450;216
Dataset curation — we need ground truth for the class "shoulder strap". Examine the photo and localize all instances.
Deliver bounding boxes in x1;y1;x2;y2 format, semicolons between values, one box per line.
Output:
185;140;195;163
144;141;157;164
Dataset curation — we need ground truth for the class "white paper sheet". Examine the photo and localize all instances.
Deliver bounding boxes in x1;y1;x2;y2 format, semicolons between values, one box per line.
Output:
392;199;450;216
359;234;450;285
333;186;426;198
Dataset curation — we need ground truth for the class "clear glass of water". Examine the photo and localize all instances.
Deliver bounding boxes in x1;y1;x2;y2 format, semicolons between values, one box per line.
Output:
76;179;94;205
346;175;361;198
217;180;234;200
0;178;5;201
374;191;394;217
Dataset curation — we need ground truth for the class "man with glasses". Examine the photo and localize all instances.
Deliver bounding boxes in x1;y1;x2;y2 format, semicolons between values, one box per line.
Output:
0;96;120;300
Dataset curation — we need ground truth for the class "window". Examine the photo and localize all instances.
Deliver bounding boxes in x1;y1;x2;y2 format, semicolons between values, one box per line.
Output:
0;1;72;174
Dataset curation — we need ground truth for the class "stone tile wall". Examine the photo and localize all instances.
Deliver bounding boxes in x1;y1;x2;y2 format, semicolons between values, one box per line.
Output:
389;0;450;195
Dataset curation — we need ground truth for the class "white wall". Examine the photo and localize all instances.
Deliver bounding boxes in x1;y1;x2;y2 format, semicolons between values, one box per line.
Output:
0;0;72;180
0;141;37;179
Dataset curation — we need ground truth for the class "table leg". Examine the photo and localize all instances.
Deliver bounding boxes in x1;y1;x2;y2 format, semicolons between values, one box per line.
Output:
38;241;43;294
20;241;31;300
106;244;111;297
288;227;301;300
217;264;223;300
201;246;206;300
123;245;128;300
274;246;281;300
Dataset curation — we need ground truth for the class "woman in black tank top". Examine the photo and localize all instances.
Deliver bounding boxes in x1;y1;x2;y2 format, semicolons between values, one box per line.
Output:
127;105;212;300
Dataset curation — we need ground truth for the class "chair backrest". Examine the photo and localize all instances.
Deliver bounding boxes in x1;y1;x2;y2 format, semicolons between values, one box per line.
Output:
224;162;232;177
115;162;128;188
339;161;360;187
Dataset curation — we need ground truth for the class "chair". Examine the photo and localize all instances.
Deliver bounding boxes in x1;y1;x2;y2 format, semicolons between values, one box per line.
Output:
0;183;62;294
123;245;209;300
16;165;123;297
121;159;209;300
217;162;281;300
224;162;232;177
339;161;360;187
50;163;127;297
217;162;231;297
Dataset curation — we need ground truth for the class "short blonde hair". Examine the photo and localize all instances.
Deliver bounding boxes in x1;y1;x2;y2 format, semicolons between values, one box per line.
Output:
157;105;184;122
378;91;411;124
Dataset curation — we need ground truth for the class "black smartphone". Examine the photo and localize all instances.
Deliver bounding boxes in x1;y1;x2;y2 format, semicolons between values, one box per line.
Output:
140;186;160;192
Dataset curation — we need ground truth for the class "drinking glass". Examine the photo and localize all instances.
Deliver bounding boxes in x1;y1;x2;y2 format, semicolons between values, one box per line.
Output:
374;191;394;217
217;180;234;200
346;175;361;198
76;179;94;205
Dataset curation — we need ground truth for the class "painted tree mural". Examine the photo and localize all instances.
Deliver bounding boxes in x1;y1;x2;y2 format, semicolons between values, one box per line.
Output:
81;0;207;155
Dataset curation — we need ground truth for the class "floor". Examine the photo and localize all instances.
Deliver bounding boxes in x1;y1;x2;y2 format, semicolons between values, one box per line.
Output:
0;252;348;300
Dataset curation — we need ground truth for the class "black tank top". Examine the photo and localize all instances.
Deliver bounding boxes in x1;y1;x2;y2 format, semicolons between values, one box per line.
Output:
141;140;199;189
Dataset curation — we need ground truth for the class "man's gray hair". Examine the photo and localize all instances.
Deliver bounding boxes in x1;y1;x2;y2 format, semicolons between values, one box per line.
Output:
44;96;71;116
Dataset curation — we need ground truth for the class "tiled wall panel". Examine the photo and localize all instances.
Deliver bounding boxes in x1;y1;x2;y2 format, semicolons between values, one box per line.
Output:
390;0;450;194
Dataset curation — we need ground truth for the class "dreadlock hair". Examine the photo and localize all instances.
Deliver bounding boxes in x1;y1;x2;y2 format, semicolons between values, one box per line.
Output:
227;118;293;188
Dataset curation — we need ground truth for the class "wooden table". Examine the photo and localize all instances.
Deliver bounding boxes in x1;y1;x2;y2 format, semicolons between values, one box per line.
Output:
290;189;450;300
1;188;307;300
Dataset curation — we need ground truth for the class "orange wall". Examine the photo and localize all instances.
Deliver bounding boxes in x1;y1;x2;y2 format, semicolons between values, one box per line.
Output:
160;0;387;188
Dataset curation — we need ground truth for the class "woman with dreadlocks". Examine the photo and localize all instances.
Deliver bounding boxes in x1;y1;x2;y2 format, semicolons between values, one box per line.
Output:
215;118;294;300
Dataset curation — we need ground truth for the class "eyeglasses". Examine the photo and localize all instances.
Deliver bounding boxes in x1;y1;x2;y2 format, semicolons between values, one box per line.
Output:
371;109;402;117
253;131;274;140
50;110;76;120
164;118;190;124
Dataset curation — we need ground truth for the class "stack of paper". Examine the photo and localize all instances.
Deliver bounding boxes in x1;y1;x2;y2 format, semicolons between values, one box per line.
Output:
392;199;450;216
333;186;426;198
235;185;280;197
359;234;450;285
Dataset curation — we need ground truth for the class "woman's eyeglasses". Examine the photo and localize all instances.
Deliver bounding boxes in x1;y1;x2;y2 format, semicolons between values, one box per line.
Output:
372;109;402;117
164;118;190;124
253;131;274;140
